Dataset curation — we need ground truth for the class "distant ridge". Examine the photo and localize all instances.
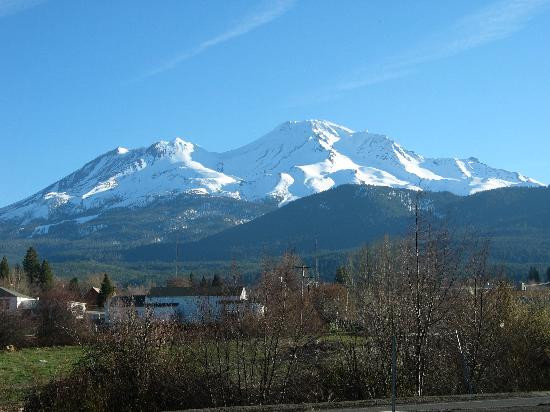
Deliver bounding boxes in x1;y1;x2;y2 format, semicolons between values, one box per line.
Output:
123;184;550;267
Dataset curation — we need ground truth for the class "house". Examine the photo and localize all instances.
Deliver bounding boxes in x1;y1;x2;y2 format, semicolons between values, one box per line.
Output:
106;286;252;323
0;287;38;311
106;295;146;323
518;281;550;291
83;287;101;307
147;286;248;322
516;282;550;305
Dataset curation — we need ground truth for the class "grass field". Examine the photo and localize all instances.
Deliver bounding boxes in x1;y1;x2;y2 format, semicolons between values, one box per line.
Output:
0;346;82;409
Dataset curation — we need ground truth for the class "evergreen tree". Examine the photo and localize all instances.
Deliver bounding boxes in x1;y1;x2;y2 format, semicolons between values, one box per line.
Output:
68;277;79;293
200;275;207;288
334;266;349;285
527;266;540;283
230;259;241;286
0;256;9;280
39;260;54;291
23;247;41;285
97;273;115;307
211;274;222;287
546;267;550;283
189;272;195;286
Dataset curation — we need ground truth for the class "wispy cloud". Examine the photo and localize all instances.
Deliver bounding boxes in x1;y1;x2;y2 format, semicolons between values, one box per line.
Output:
291;0;549;106
141;0;295;79
380;0;550;74
0;0;46;17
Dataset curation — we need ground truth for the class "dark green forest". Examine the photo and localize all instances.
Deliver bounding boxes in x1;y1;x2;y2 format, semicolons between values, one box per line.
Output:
1;185;549;285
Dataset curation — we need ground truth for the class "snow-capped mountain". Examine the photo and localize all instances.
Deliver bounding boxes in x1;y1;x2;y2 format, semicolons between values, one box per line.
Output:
0;120;544;224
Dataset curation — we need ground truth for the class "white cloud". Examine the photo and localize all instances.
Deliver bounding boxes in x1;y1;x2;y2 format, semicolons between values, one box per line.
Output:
384;0;550;72
0;0;46;17
295;0;550;104
143;0;295;78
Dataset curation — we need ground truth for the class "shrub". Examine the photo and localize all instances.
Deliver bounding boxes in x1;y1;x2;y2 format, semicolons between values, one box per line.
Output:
35;288;93;346
0;310;33;348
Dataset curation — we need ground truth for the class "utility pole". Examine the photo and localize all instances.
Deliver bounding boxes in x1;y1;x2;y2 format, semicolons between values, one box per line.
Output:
175;237;180;278
456;330;473;394
294;265;311;297
389;261;397;412
392;335;397;412
315;239;319;283
295;265;311;328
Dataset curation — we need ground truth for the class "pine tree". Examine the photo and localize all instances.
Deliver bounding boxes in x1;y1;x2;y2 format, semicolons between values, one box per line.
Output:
39;260;54;291
334;266;349;285
546;267;550;283
189;272;195;286
200;275;207;288
230;259;241;286
68;277;79;293
97;273;115;307
22;247;41;285
0;256;9;280
527;266;540;283
211;274;222;287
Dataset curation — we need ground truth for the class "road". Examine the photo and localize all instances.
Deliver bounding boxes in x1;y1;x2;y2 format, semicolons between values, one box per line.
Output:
334;394;550;411
180;393;550;412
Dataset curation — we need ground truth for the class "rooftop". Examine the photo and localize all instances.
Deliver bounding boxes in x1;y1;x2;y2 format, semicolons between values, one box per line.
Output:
111;295;146;307
0;286;34;299
148;286;245;297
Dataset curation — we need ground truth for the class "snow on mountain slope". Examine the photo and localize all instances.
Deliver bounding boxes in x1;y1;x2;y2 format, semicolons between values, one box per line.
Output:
0;120;544;223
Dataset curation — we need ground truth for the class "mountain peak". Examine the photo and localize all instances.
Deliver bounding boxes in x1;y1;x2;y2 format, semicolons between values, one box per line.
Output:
0;120;544;223
146;137;197;159
281;119;355;134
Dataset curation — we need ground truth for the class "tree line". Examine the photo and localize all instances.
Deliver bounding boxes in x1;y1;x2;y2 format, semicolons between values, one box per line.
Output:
526;266;550;284
1;247;54;292
1;248;117;306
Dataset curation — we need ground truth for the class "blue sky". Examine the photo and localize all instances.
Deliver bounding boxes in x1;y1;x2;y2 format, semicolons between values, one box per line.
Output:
1;0;549;207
